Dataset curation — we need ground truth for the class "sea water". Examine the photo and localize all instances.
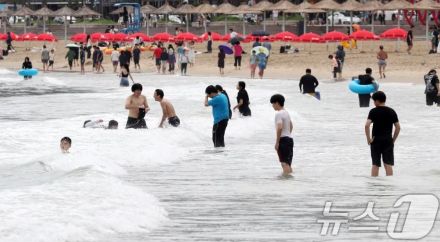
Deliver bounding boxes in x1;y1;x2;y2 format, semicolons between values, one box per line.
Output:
0;69;439;241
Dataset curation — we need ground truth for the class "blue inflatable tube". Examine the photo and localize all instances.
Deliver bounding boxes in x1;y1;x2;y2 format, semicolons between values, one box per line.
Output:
18;69;39;77
349;79;379;94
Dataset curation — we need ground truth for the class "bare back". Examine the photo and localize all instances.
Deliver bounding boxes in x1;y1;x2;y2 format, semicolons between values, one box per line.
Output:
161;99;176;118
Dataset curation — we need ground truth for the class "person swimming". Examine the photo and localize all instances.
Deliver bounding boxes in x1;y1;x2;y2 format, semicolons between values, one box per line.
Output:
60;136;72;153
83;119;118;129
153;89;180;128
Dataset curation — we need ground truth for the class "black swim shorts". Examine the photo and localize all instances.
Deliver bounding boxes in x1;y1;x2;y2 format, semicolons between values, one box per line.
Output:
126;117;147;129
168;116;180;127
370;137;394;167
277;137;294;166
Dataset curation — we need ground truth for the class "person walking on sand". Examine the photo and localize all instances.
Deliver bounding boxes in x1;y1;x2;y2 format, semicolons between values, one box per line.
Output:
250;50;257;79
407;26;414;54
154;89;180;128
204;85;230;148
218;47;225;76
48;49;55;71
65;48;75;71
125;83;149;129
80;46;86;74
299;69;319;97
95;46;104;73
233;42;243;70
153;44;163;73
328;55;341;81
168;45;176;74
377;45;388;79
424;69;440;106
257;50;267;79
206;31;213;53
133;44;141;71
160;46;169;74
111;48;120;73
335;45;345;78
41;45;50;72
270;94;294;175
365;91;400;177
233;81;251;117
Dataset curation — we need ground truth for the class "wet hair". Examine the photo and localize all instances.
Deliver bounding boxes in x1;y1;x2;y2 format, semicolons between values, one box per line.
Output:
131;83;143;92
366;68;372;74
24;57;30;62
60;136;72;145
328;54;333;59
306;68;311;74
428;69;437;75
238;81;246;89
372;91;386;103
215;85;224;92
205;85;218;94
270;94;285;107
83;120;91;128
108;120;118;129
155;89;164;98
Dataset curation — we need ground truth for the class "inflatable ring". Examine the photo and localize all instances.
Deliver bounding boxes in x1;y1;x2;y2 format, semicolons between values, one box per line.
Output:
349;79;379;94
18;68;38;77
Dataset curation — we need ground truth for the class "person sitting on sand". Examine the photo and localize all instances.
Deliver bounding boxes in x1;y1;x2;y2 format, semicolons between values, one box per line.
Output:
125;83;149;129
83;119;118;129
119;63;133;87
22;57;33;80
60;137;72;153
299;68;319;97
154;89;180;128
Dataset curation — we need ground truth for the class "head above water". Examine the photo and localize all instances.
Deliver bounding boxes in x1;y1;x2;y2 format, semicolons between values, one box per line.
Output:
83;120;91;128
205;85;218;96
366;68;372;75
131;83;143;95
154;89;164;101
60;136;71;153
108;120;118;129
372;91;386;106
24;57;30;62
270;94;285;110
428;69;437;75
237;81;246;90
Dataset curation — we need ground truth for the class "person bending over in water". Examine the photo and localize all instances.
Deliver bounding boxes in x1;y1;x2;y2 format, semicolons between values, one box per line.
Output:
60;137;72;153
270;94;294;175
154;89;180;128
125;83;149;129
233;81;251;116
83;119;118;129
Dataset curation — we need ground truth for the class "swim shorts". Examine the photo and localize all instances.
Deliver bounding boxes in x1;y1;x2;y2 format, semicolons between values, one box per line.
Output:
126;117;147;129
168;116;180;127
277;137;294;166
120;77;129;87
378;59;387;66
155;58;161;66
370;137;394;167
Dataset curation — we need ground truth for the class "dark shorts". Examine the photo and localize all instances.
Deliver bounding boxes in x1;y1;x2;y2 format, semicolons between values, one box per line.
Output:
134;58;140;65
155;58;161;66
370;137;394;167
126;117;147;129
168;116;180;127
277;137;294;166
239;106;251;116
42;59;48;64
49;60;54;66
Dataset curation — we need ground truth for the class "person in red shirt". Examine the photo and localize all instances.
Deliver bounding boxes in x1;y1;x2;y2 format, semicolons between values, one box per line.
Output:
153;44;163;73
233;42;243;70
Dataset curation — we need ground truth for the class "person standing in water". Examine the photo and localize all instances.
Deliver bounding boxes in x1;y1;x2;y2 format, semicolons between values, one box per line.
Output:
299;69;319;97
365;91;400;177
119;63;133;87
133;44;141;71
424;69;440;106
270;94;294;175
22;57;33;80
358;68;377;108
154;89;180;128
215;85;232;119
233;81;251;116
205;85;230;147
41;45;50;72
377;45;388;79
125;83;149;129
60;137;72;153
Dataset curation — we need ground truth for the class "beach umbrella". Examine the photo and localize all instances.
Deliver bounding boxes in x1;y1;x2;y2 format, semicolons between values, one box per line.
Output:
267;0;297;32
322;31;349;41
36;33;57;42
273;31;298;41
129;33;151;42
113;33;128;42
156;2;177;33
14;6;35;34
152;32;174;42
17;32;37;41
215;2;238;35
285;2;324;34
299;32;322;42
175;32;199;41
104;33;115;41
54;6;75;41
355;1;384;33
382;0;413;10
194;3;217;33
380;28;407;39
0;32;18;40
234;3;259;35
411;0;440;40
252;46;269;56
350;30;377;40
110;7;133;15
200;32;223;41
249;0;274;31
244;34;256;42
90;32;107;42
339;0;366;34
33;6;56;33
74;6;101;33
176;4;197;33
0;10;11;33
219;44;233;55
141;4;157;35
70;33;87;42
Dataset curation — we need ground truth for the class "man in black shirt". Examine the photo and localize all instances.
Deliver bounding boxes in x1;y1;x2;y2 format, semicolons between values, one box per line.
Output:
233;81;251;116
358;68;375;108
365;91;400;177
299;69;319;98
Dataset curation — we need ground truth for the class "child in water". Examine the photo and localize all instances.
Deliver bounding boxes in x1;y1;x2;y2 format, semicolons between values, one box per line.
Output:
60;137;71;153
22;57;33;80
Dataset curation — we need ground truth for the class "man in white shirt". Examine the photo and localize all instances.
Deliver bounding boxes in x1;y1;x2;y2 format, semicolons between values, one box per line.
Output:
270;94;294;175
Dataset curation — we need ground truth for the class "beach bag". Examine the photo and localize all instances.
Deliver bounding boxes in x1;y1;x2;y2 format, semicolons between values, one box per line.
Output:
424;74;437;94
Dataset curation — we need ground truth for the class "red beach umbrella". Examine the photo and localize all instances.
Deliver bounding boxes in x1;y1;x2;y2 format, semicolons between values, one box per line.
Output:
113;33;128;42
129;33;151;42
103;33;115;42
70;33;87;42
350;30;377;40
273;31;298;41
90;32;106;42
322;31;349;42
36;33;57;42
380;28;407;39
299;32;322;43
18;32;37;41
199;32;223;41
0;32;18;40
175;32;199;41
152;32;174;42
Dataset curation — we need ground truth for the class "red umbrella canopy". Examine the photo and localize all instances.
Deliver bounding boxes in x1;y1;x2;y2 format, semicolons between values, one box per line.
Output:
70;33;87;42
152;32;175;42
103;33;115;42
114;33;128;42
200;32;222;41
350;30;377;40
0;32;18;40
244;34;256;43
380;28;407;39
322;31;349;41
37;33;57;42
91;32;107;42
260;35;276;42
175;32;199;41
18;32;37;41
273;31;298;41
129;33;151;42
299;32;322;43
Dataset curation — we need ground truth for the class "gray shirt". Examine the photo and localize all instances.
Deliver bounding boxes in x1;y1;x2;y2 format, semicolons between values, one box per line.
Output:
41;49;50;61
275;109;292;138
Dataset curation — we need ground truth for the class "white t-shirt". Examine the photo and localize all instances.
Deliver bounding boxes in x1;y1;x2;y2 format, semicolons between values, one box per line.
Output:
230;31;238;39
275;109;292;138
111;50;120;62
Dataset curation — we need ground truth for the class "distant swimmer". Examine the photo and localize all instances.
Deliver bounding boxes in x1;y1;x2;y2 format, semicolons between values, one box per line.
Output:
83;119;118;129
358;68;377;108
270;94;294;175
125;83;149;129
299;69;319;99
365;91;400;177
60;137;72;153
205;85;230;147
233;81;251;116
153;89;180;128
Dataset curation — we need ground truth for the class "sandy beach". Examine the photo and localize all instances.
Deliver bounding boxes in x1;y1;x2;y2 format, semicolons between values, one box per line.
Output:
2;39;439;84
